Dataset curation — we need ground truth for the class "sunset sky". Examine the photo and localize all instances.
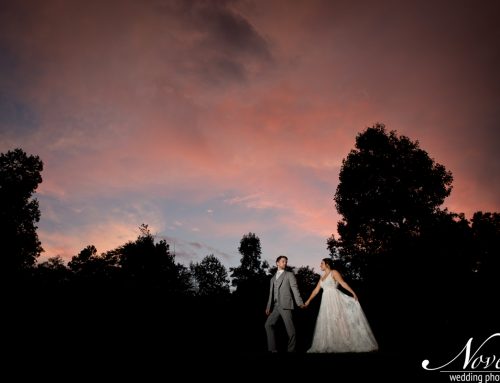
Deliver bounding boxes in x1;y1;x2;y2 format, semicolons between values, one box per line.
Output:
1;0;499;270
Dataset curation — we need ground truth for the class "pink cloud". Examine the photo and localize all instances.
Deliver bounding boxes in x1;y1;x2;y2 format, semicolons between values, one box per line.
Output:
1;0;498;266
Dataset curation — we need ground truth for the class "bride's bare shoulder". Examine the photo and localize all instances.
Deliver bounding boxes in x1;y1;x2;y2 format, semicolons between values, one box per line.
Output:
331;269;342;280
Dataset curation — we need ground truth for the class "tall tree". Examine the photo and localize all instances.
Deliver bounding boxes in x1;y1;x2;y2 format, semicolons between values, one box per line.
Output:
105;224;192;294
230;232;268;297
331;124;453;279
190;254;230;297
0;148;44;279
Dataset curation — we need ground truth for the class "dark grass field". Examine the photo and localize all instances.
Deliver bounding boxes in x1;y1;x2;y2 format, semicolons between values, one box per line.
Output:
5;292;497;382
5;334;445;382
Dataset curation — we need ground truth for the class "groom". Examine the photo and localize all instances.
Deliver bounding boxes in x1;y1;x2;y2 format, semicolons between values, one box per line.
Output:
265;255;304;353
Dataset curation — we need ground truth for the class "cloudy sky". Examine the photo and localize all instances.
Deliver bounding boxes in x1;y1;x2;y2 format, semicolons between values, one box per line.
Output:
1;0;499;270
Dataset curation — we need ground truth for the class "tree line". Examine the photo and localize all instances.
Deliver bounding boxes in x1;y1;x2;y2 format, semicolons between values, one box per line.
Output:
1;124;499;357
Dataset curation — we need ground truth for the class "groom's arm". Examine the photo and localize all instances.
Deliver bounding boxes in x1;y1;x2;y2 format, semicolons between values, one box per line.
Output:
266;278;273;313
288;272;304;307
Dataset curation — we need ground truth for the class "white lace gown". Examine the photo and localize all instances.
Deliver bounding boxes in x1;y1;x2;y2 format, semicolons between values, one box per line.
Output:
307;275;379;353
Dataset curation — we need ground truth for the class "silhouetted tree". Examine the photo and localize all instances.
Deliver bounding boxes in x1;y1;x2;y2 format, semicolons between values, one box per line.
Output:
331;124;453;280
411;210;473;300
190;254;230;296
230;232;268;297
34;256;71;289
327;124;474;353
0;148;43;280
295;265;320;300
228;233;270;352
68;245;99;272
104;224;193;295
68;245;118;288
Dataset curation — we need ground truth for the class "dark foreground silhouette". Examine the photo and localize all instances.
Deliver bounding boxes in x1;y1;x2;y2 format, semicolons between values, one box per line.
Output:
5;285;496;383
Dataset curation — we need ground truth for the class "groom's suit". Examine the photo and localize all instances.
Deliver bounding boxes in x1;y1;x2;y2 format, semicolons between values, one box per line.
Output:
265;270;304;352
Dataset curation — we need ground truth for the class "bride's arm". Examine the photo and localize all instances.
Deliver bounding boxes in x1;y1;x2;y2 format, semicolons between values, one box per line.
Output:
332;269;358;301
304;280;322;307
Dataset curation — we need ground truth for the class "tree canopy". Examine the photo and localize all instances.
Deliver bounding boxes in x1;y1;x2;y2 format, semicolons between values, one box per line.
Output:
190;254;230;297
330;124;453;279
230;232;268;298
0;148;44;279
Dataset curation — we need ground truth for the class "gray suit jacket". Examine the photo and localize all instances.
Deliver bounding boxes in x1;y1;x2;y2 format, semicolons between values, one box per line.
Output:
266;270;304;311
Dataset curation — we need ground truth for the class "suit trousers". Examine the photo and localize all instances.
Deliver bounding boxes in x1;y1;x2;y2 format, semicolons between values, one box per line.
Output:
265;304;296;352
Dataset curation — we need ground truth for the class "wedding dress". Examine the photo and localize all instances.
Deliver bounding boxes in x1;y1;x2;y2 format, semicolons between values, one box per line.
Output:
307;274;378;353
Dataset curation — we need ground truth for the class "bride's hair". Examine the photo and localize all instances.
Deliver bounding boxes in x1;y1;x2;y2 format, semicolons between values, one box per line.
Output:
322;258;334;269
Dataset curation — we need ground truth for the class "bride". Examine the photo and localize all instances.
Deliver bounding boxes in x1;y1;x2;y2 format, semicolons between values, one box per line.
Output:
304;258;378;353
